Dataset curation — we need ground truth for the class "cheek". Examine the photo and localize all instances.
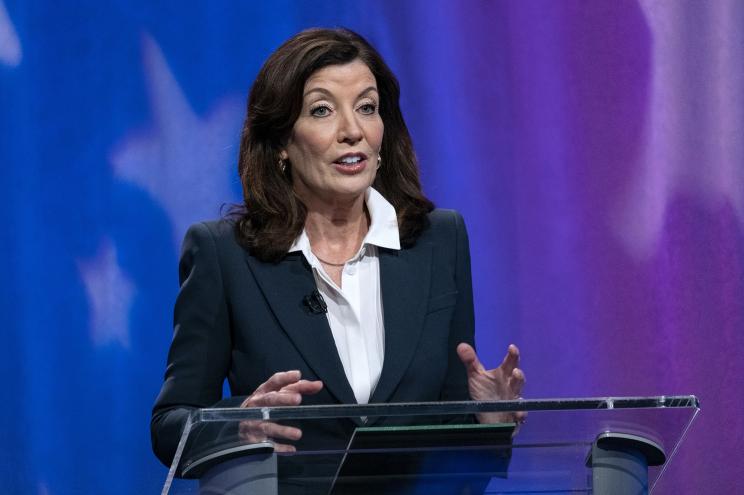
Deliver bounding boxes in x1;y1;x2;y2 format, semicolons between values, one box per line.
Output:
290;124;333;160
369;119;384;148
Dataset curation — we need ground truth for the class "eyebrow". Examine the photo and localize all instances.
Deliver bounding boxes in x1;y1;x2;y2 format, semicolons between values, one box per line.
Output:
303;86;379;99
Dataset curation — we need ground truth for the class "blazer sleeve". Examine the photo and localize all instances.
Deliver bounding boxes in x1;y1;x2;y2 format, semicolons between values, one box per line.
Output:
150;222;233;467
439;211;476;404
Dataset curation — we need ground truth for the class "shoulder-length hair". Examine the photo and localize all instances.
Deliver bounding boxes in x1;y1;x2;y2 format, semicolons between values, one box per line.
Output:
233;27;434;262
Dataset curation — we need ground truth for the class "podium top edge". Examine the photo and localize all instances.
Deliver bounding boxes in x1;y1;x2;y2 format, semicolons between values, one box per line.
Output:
193;395;700;422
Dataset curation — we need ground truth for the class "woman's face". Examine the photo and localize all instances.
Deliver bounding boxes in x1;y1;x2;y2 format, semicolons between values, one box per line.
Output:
281;59;384;206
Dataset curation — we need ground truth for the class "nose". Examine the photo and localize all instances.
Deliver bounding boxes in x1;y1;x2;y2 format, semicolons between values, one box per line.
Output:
337;108;363;144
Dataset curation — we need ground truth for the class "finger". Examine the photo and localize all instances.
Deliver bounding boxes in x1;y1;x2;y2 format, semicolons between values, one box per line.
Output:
510;368;527;425
239;420;268;443
261;421;303;442
239;419;260;434
240;432;265;444
281;379;324;395
511;415;526;439
476;412;513;425
273;443;297;453
239;433;298;453
263;390;304;407
254;370;302;394
457;343;485;374
499;344;520;376
509;367;526;398
245;390;303;408
239;420;302;442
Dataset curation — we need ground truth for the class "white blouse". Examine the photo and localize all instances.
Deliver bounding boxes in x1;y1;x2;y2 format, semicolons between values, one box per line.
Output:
288;187;400;404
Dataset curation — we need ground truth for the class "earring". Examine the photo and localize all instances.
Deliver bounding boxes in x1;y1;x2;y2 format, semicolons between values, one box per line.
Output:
278;158;287;173
377;154;382;170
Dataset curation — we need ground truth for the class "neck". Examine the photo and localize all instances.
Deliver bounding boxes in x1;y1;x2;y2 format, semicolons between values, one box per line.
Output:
301;191;369;263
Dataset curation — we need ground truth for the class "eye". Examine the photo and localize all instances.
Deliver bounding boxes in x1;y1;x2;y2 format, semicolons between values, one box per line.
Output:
359;103;377;115
310;104;332;117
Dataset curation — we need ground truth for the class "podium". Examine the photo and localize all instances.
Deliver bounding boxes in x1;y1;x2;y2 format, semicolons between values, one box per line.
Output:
161;395;699;494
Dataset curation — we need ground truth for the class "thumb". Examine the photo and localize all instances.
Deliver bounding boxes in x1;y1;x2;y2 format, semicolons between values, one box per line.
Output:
457;343;484;373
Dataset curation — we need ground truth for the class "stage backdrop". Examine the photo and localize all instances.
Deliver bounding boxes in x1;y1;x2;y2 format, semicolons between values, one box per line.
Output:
2;1;742;493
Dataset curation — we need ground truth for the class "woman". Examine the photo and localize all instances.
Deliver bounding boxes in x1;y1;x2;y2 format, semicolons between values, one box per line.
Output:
151;27;524;476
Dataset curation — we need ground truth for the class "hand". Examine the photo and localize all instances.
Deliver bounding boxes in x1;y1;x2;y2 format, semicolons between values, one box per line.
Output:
457;343;526;426
239;370;323;453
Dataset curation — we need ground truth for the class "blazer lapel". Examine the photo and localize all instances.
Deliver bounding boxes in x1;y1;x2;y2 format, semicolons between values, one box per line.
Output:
244;252;357;405
369;243;432;405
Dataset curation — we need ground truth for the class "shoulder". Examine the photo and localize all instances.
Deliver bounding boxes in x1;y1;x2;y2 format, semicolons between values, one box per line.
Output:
189;218;236;240
182;218;235;243
177;218;254;285
180;218;245;260
427;208;464;226
421;208;467;241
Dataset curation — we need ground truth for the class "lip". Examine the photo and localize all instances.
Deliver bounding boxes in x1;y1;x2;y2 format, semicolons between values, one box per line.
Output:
333;158;367;175
332;152;369;175
333;152;368;164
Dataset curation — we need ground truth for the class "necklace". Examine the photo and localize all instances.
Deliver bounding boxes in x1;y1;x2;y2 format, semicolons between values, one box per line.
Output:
314;254;347;267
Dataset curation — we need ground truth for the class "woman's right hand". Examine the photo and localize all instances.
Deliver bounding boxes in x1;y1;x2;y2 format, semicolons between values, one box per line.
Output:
238;370;323;452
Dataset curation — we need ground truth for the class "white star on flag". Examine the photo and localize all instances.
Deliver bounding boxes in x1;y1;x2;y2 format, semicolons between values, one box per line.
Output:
614;1;744;259
77;238;135;348
110;33;243;250
0;0;22;66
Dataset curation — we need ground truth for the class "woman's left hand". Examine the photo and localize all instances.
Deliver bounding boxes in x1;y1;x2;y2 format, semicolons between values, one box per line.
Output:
457;343;526;426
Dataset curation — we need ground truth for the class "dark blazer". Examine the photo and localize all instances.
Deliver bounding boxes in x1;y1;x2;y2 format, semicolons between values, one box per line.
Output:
151;208;476;469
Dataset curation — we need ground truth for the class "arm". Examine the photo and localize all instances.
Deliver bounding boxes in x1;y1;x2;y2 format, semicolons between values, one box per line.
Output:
150;223;323;466
439;211;527;425
450;212;526;424
440;211;476;404
150;222;232;467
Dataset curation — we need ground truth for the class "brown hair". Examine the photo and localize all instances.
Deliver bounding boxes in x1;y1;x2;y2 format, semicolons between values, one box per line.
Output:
233;27;434;262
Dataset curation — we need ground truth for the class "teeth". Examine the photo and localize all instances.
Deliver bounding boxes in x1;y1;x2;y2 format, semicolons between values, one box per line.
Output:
340;156;362;164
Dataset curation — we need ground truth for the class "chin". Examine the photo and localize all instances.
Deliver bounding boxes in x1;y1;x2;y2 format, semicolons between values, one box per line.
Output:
326;177;374;200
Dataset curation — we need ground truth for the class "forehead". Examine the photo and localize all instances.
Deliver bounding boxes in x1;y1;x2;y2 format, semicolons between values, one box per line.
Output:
303;59;377;95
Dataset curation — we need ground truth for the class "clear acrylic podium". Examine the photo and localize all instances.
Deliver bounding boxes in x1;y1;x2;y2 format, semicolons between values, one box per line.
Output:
162;395;699;494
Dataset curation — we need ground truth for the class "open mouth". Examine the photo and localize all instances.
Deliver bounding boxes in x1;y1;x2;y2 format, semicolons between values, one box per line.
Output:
333;153;368;174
